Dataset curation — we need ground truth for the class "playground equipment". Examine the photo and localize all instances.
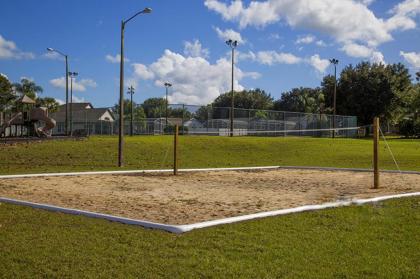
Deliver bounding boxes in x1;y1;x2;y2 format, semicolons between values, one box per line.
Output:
0;95;56;138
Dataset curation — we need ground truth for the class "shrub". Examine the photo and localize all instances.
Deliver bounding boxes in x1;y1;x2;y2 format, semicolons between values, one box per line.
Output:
163;125;188;134
398;118;420;138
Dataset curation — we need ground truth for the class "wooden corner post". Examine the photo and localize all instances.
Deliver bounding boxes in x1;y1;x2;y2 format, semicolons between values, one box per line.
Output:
373;117;380;189
174;125;179;175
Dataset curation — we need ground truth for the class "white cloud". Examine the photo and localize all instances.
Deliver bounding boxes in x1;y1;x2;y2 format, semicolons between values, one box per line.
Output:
105;54;129;63
214;27;245;43
308;54;330;73
400;51;420;68
50;77;97;92
386;0;420;31
183;40;210;58
296;35;316;44
341;43;373;58
238;49;329;73
370;51;386;64
205;0;420;59
255;51;302;65
316;40;327;47
0;34;34;60
132;63;155;80
72;95;86;103
130;49;260;105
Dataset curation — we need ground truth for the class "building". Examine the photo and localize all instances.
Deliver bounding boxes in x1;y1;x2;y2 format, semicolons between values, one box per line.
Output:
50;103;115;135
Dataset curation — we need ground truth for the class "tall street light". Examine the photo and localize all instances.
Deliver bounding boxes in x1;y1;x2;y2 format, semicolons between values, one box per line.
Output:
127;85;135;136
164;82;172;127
68;71;78;135
329;58;339;139
47;47;69;135
226;39;238;137
118;7;152;167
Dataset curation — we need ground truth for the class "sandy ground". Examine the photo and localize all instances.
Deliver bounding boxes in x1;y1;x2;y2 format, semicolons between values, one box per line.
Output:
0;169;419;225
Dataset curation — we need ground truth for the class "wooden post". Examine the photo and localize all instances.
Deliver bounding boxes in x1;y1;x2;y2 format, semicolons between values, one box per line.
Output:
373;117;380;189
174;125;179;175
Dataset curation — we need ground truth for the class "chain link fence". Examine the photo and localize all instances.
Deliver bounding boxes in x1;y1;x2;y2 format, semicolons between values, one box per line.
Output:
48;104;358;137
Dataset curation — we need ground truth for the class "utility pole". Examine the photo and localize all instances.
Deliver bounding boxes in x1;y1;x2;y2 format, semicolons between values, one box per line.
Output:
118;7;152;167
164;82;172;127
47;47;69;135
68;72;78;136
127;85;135;136
330;58;339;138
226;39;238;137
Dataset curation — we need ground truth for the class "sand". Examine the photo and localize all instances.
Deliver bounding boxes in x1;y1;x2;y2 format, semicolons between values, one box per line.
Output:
0;169;419;224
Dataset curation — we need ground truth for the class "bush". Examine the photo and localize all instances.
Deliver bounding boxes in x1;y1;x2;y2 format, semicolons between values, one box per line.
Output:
398;119;420;138
163;125;188;134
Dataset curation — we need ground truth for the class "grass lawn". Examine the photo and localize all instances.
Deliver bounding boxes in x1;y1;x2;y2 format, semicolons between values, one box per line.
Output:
0;197;419;278
1;136;419;277
0;135;419;174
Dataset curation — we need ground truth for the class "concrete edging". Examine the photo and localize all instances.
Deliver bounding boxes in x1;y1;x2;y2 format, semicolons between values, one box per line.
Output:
0;165;419;179
1;192;419;234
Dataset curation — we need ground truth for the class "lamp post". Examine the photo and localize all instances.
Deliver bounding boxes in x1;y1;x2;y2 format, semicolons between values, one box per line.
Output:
226;39;238;137
127;85;135;136
329;58;339;138
68;71;78;135
47;47;69;135
118;7;152;167
164;82;172;127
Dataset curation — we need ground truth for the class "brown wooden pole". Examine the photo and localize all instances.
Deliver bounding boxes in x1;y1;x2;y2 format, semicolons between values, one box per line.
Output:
373;117;380;189
174;124;179;175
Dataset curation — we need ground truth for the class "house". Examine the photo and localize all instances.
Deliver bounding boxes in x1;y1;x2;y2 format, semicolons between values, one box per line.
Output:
50;103;115;135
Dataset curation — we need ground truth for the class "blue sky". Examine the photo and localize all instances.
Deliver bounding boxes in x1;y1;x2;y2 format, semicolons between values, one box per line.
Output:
1;0;419;107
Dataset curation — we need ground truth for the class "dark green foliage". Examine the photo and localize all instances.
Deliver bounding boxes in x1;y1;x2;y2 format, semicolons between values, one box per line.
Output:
13;78;43;100
0;74;15;110
273;87;329;114
163;125;188;134
213;88;274;110
35;97;59;112
398;118;420;138
322;62;412;125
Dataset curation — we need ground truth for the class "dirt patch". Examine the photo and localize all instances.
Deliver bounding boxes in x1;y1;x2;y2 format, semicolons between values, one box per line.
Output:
0;169;419;224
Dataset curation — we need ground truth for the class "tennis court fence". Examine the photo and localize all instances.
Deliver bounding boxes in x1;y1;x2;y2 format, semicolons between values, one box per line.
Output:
49;104;358;137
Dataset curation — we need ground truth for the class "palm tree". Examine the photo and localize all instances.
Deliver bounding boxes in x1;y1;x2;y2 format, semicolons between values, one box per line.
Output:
13;78;43;99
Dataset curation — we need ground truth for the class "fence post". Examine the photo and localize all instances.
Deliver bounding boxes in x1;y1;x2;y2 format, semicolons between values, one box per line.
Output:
373;117;380;189
173;124;179;175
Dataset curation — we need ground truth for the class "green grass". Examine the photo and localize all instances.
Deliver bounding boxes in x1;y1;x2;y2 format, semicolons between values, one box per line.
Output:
0;135;419;174
1;197;419;278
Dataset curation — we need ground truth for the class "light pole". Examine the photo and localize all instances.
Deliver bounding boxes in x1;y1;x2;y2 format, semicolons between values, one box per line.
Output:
68;71;78;135
127;85;135;136
329;58;339;138
226;39;238;137
47;47;69;135
164;82;172;127
118;7;152;167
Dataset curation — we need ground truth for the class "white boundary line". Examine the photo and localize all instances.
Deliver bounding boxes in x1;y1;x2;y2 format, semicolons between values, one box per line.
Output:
1;192;419;234
0;165;419;179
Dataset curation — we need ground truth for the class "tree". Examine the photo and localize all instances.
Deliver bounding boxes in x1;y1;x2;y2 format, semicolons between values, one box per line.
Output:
212;88;274;110
142;98;166;118
321;62;411;125
13;78;43;99
0;74;16;110
273;87;328;114
416;72;420;82
36;97;60;112
113;99;146;121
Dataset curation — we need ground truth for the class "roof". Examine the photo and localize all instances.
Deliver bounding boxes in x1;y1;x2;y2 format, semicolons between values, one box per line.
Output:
57;103;93;112
50;108;115;122
18;95;36;104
